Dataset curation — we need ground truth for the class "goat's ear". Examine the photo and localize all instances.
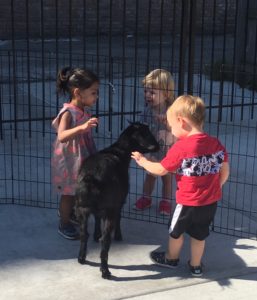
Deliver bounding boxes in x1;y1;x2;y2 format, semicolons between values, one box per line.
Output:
127;119;133;125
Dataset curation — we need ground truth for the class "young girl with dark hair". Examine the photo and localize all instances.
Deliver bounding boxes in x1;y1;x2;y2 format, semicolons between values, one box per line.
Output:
52;67;99;239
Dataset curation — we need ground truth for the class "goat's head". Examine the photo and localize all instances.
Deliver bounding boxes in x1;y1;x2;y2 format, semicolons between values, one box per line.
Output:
120;122;160;153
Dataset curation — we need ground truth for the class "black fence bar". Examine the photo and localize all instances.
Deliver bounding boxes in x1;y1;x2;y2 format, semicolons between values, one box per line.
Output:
108;0;113;132
178;0;189;95
158;0;164;68
55;0;59;116
239;0;249;121
69;0;73;67
40;0;45;137
187;0;197;94
11;0;17;138
0;52;2;139
170;0;177;74
82;0;86;68
231;0;239;121
3;102;257;126
0;83;2;139
209;0;216;122
94;0;100;119
25;0;32;137
145;0;152;73
218;0;228;122
120;0;127;130
132;0;139;122
252;20;257;119
0;111;142;126
198;0;205;98
96;0;100;75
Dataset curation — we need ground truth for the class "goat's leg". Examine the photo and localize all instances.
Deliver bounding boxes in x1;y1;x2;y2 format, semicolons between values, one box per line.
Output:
94;214;102;242
114;210;123;241
99;218;114;279
77;207;90;264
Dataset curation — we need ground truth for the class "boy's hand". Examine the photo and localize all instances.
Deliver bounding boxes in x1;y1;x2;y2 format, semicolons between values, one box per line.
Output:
132;151;168;176
131;151;147;167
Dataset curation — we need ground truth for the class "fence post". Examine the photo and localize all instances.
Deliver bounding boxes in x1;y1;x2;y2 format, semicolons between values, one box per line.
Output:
178;0;189;95
187;0;197;94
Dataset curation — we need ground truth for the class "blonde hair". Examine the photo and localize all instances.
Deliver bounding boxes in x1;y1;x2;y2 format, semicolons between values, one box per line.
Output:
168;95;205;127
142;69;175;106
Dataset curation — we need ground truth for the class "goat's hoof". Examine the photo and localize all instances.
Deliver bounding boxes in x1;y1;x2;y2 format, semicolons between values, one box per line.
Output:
78;257;86;265
100;268;112;279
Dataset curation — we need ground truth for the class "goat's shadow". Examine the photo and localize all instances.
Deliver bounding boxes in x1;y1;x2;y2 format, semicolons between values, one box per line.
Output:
1;205;257;287
84;259;187;281
82;242;257;285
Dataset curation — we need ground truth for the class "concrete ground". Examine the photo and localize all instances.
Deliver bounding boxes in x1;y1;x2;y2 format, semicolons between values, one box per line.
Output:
1;204;257;300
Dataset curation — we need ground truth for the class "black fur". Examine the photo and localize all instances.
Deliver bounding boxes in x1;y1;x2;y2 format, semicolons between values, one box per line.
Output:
75;122;159;279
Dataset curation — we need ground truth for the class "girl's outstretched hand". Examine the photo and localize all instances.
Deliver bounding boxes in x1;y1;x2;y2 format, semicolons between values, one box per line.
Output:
81;117;98;131
87;117;98;128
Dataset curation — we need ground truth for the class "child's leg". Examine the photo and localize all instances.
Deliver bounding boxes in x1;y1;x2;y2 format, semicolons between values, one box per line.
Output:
159;173;172;215
167;235;184;260
150;235;183;268
59;194;76;225
161;173;172;201
190;237;205;266
142;173;156;197
134;174;156;210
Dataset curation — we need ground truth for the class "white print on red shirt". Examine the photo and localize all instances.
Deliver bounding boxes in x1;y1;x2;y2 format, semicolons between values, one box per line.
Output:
177;150;225;177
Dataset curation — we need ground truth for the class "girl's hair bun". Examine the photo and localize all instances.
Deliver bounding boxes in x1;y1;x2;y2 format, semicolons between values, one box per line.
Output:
56;67;74;95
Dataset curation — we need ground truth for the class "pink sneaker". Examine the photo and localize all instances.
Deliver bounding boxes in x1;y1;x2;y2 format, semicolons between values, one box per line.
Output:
134;196;152;210
159;200;171;216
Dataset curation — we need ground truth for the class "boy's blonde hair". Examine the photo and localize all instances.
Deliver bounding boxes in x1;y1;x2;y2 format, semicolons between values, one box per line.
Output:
168;95;205;127
142;69;175;106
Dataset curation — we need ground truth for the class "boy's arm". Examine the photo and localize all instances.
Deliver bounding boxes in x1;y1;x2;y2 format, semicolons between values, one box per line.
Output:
220;162;230;187
131;151;168;176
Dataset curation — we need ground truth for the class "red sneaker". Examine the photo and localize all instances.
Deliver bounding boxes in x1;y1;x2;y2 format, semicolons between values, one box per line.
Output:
159;200;171;216
134;196;152;210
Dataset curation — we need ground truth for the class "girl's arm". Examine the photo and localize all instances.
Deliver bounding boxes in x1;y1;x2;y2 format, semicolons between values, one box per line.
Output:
220;162;230;187
131;151;168;176
155;114;173;132
155;114;168;128
57;111;98;143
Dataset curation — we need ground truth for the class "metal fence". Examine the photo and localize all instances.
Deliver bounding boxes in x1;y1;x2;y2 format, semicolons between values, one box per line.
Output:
0;0;257;239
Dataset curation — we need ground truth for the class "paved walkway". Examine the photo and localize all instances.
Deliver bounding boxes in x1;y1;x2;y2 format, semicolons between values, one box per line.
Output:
0;205;257;300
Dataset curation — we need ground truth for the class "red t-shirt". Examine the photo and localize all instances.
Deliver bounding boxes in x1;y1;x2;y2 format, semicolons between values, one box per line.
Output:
161;133;228;206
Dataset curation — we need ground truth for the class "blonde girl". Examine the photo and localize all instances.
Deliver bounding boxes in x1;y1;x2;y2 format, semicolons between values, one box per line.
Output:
134;69;176;215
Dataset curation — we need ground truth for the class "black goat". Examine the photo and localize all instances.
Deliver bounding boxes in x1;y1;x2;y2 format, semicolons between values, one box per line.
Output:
75;122;159;279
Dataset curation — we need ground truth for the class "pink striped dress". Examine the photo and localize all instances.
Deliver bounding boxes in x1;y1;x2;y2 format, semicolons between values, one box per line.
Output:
51;103;97;195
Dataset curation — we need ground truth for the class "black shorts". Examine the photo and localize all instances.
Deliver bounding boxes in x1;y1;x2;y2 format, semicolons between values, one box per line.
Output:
169;202;217;241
